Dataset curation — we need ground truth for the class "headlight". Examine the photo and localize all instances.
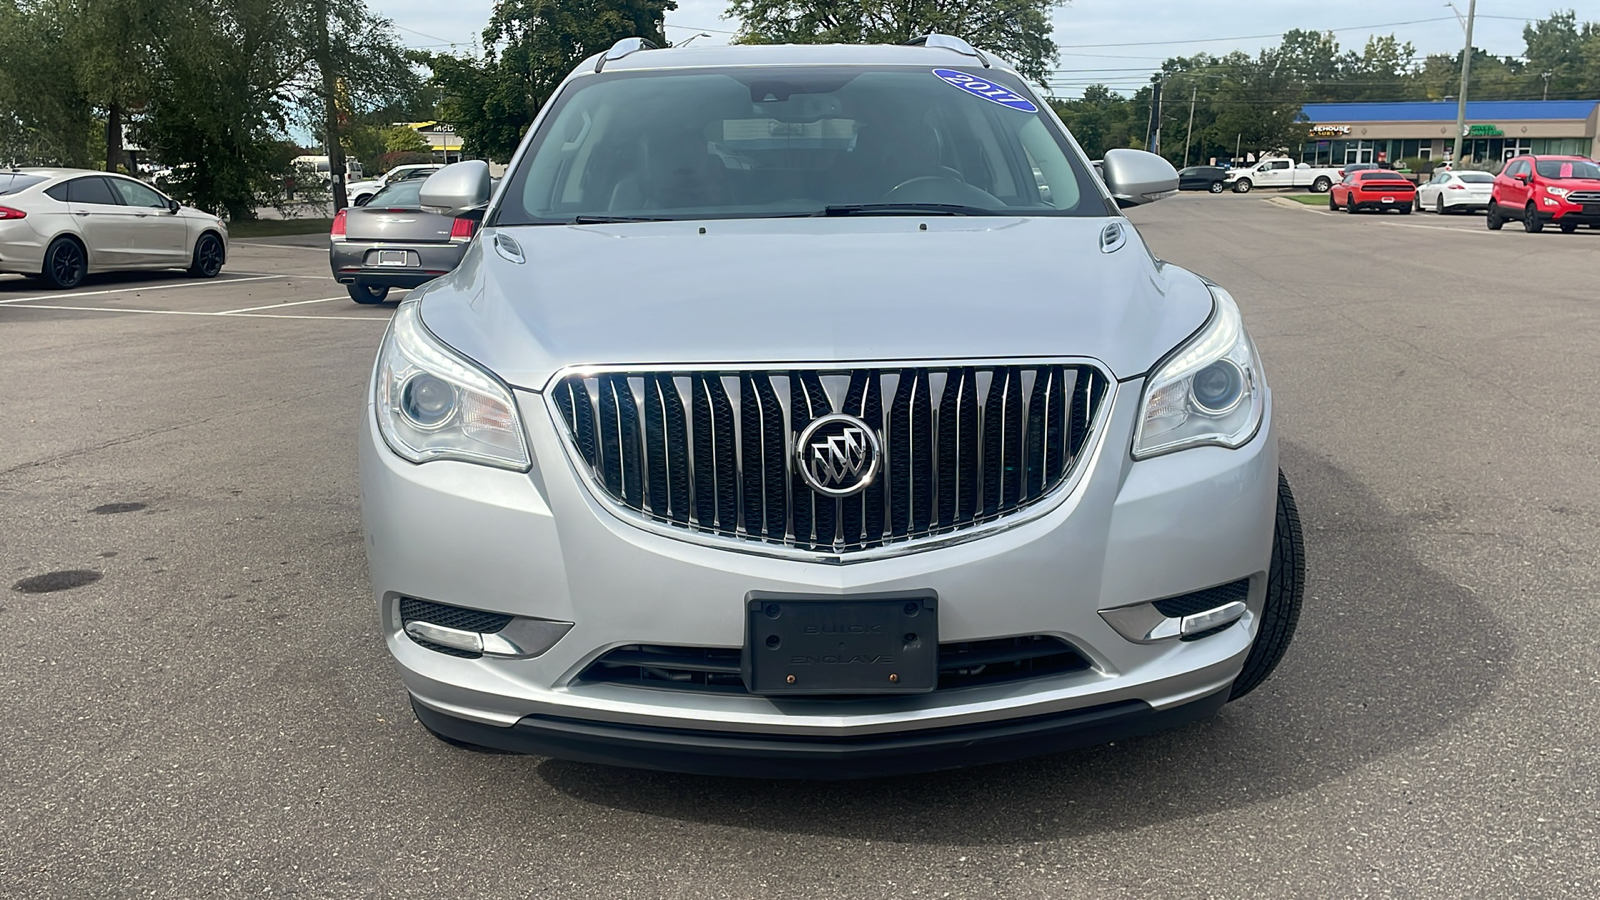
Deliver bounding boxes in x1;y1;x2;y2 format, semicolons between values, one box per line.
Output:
374;301;530;470
1133;285;1265;459
1546;186;1570;198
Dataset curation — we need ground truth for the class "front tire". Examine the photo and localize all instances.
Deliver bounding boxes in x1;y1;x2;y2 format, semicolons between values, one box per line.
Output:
1436;196;1446;214
1232;178;1253;194
187;232;224;278
41;236;87;289
1229;471;1305;701
1523;204;1544;233
348;282;390;304
1208;181;1225;194
1486;203;1504;230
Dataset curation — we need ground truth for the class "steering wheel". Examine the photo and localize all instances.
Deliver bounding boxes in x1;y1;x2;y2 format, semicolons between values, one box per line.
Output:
883;176;1003;207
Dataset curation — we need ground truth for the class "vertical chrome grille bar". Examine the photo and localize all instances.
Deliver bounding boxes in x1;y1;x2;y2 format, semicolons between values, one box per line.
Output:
552;363;1105;553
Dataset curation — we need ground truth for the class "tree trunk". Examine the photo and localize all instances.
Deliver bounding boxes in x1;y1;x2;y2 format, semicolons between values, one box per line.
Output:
316;0;348;210
106;101;123;173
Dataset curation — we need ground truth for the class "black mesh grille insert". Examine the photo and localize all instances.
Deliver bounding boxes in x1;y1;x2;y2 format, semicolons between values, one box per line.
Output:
399;597;514;659
577;636;1090;695
1151;579;1251;619
936;636;1091;689
552;364;1107;555
579;644;747;692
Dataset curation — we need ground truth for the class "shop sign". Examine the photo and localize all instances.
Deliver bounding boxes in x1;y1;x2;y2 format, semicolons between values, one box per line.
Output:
1465;124;1504;137
1308;124;1351;136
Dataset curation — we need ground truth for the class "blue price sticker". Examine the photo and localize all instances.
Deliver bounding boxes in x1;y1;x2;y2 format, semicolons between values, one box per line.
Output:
932;69;1039;113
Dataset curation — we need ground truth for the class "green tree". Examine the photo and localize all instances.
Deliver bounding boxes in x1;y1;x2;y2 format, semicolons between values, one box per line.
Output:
1049;84;1139;159
727;0;1064;83
0;0;95;166
430;0;675;163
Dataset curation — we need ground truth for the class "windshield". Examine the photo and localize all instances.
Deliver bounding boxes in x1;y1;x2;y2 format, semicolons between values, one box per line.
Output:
495;66;1100;224
1535;158;1600;179
0;173;45;196
368;181;424;208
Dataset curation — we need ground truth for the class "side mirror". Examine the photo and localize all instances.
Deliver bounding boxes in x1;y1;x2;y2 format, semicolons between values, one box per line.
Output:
1100;148;1179;207
420;160;492;218
166;198;180;213
1513;172;1529;183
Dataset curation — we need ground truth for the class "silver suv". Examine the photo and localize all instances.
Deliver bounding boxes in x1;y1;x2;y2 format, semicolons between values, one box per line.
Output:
360;36;1304;777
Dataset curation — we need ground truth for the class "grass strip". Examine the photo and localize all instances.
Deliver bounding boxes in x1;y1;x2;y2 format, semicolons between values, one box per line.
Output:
228;218;334;238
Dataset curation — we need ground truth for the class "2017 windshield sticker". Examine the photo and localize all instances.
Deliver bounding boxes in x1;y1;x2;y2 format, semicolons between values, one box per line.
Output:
932;69;1039;113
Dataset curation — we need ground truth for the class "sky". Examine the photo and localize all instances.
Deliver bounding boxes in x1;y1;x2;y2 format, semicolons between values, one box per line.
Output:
377;0;1576;98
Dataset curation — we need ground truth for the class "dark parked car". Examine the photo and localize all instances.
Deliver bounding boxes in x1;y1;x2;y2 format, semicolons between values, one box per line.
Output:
1177;165;1228;193
328;180;476;304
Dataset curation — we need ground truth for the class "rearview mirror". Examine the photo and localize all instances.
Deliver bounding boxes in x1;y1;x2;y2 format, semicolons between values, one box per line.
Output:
419;160;492;218
1100;149;1179;208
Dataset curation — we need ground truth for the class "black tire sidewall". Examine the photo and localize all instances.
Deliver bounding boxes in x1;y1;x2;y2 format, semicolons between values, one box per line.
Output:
1229;470;1306;701
43;237;86;289
190;234;223;277
348;283;389;304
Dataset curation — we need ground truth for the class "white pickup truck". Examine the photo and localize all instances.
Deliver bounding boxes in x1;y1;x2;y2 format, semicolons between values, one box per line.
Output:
1225;157;1343;194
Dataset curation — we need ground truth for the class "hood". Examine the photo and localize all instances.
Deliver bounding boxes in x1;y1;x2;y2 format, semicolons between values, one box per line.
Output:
417;216;1215;391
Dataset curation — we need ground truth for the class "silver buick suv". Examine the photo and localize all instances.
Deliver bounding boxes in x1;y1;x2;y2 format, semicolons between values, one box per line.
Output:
360;36;1305;777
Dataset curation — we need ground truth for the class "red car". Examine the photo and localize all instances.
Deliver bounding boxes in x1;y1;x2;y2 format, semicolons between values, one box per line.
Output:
1328;170;1417;214
1487;155;1600;233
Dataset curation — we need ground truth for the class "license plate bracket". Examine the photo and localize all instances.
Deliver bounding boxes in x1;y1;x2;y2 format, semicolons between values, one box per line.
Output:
378;249;410;267
744;594;938;695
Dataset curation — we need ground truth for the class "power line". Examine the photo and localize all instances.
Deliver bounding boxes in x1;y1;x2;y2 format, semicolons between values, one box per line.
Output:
1054;13;1538;50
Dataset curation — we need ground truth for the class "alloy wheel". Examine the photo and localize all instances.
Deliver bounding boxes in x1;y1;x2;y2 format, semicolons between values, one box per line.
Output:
47;240;85;289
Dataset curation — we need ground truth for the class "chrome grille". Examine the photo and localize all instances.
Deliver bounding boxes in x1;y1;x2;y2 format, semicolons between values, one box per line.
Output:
1565;190;1600;204
550;363;1109;556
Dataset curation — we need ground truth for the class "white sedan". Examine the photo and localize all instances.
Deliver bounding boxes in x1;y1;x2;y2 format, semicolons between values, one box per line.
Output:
1415;169;1495;214
0;168;228;289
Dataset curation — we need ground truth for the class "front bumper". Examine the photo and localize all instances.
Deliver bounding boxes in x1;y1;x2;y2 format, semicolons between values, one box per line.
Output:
361;372;1279;773
330;240;465;288
414;688;1230;778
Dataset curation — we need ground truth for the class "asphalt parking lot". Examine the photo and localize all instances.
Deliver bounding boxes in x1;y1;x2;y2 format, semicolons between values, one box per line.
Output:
4;195;1598;898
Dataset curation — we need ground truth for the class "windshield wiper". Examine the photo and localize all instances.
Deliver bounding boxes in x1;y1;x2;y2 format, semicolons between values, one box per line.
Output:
572;215;673;224
817;203;995;217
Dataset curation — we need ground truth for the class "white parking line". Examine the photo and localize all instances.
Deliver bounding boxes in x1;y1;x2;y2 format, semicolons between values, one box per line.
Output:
217;295;346;314
1298;205;1498;234
0;274;285;305
0;303;386;322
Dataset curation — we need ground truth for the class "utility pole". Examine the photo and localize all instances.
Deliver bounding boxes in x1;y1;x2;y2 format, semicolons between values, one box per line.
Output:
1542;71;1552;101
316;0;348;211
1144;78;1161;153
1183;84;1198;167
1153;80;1165;157
1451;0;1477;166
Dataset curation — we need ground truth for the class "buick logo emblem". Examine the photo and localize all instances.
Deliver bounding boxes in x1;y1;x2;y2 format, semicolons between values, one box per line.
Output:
796;414;881;497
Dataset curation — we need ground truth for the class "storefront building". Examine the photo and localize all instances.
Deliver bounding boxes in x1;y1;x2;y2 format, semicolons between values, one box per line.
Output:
1297;100;1599;168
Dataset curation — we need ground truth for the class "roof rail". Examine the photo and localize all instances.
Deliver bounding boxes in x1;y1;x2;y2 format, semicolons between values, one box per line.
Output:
904;34;990;68
595;37;658;73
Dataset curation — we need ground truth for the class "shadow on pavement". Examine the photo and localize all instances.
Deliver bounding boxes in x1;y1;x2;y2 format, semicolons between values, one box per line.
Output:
532;440;1511;845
